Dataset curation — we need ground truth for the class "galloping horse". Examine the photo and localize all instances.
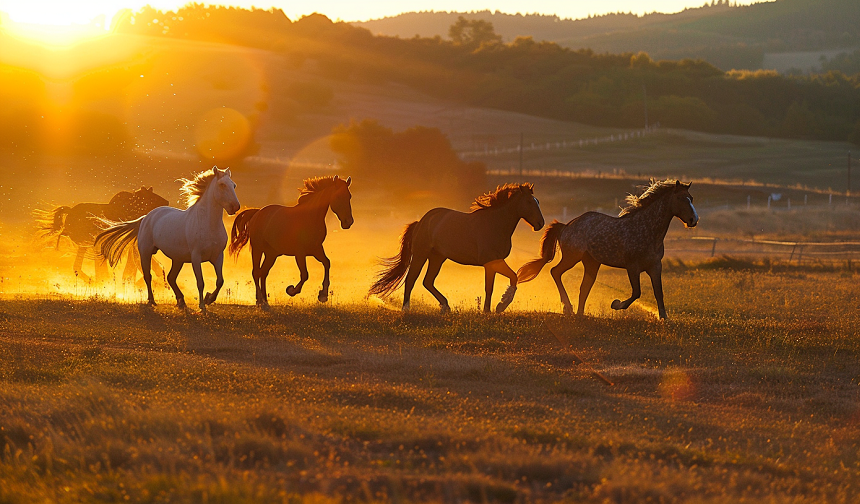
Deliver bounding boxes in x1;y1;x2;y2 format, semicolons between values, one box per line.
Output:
36;187;169;283
517;180;697;319
229;175;353;309
369;183;544;313
96;167;240;311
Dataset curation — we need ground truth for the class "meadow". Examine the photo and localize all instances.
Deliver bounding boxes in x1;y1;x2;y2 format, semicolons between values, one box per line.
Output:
1;261;859;503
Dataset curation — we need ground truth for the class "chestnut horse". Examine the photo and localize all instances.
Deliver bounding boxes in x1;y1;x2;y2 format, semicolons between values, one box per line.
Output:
517;180;697;319
229;175;353;309
36;187;168;283
369;183;544;313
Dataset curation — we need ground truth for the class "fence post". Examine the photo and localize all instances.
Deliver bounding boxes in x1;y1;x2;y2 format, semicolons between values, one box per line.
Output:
711;239;717;257
747;195;750;209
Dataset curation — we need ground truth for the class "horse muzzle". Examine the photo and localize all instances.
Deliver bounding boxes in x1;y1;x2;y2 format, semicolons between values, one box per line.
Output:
686;217;698;228
227;203;240;216
341;218;354;230
533;219;545;232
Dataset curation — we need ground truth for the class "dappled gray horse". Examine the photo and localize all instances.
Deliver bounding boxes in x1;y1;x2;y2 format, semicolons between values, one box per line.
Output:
518;179;697;319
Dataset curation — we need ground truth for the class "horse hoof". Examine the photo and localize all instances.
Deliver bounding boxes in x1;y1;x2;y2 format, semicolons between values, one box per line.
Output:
495;285;517;313
440;304;451;314
562;304;572;316
204;292;216;305
286;286;298;297
611;299;623;310
402;302;411;312
318;293;328;303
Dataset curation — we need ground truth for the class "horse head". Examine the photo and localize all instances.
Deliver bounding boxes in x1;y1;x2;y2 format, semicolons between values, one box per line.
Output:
670;180;698;228
130;186;169;213
212;167;241;215
329;175;354;229
518;185;545;231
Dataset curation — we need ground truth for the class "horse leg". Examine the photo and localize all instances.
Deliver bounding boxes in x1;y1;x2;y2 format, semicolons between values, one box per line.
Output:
73;246;92;284
251;245;263;306
402;251;428;312
646;262;667;319
123;248;138;284
422;253;449;313
139;247;157;306
482;266;495;313
286;256;309;297
493;260;519;313
95;255;110;284
611;268;641;311
257;253;277;310
576;254;601;317
313;250;331;303
166;260;185;309
203;251;224;306
191;253;206;312
551;251;581;315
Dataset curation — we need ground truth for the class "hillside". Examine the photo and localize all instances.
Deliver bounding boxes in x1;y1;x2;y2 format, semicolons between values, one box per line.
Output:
355;0;860;71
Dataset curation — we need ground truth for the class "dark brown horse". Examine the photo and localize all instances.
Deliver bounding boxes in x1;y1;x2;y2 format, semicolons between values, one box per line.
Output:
36;187;169;283
229;175;353;309
369;183;544;313
517;180;697;319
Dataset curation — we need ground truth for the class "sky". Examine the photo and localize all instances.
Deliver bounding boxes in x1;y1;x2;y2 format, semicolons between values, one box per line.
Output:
0;0;763;27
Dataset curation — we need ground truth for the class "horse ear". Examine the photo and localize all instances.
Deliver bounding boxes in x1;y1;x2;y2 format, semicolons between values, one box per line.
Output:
675;180;682;187
226;168;232;178
333;175;339;182
148;186;153;192
213;166;221;177
346;176;351;187
686;181;692;189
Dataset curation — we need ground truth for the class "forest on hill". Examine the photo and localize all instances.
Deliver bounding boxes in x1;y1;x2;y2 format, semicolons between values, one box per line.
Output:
112;5;860;145
2;1;858;163
356;0;860;72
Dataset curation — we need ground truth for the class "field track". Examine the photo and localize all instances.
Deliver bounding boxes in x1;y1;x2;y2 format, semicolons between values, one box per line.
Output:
1;270;859;502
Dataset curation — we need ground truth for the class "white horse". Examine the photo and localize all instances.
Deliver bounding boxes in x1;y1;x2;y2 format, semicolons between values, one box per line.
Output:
96;167;241;311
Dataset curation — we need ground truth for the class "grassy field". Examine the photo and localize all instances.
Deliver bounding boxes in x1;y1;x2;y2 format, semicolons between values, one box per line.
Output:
1;264;859;502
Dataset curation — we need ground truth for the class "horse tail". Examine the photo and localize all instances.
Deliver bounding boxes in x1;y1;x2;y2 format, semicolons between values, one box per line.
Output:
95;218;143;267
517;220;567;283
229;208;259;258
35;206;71;245
369;221;419;297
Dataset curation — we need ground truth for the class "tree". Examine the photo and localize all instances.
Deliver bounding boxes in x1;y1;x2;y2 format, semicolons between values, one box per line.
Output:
448;16;502;49
330;119;485;204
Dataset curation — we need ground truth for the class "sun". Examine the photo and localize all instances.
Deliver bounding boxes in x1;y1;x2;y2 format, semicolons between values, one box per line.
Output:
0;0;183;47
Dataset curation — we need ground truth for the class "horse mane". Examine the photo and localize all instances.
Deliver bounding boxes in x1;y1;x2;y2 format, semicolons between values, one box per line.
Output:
297;176;339;204
619;179;681;217
470;183;534;211
178;170;217;208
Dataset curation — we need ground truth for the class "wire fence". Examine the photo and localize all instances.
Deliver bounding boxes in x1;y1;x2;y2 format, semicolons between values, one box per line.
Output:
664;236;860;262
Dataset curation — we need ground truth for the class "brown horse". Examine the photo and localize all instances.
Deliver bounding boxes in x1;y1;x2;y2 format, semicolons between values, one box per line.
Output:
517;180;697;319
369;183;544;313
36;187;169;283
229;175;353;309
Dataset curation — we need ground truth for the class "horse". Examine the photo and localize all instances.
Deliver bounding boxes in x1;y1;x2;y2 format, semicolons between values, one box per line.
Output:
95;167;240;311
369;183;544;313
36;187;169;283
517;179;698;319
228;175;353;309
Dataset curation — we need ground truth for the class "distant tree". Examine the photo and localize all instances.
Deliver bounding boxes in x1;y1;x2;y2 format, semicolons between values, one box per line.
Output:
330;119;485;204
448;16;502;48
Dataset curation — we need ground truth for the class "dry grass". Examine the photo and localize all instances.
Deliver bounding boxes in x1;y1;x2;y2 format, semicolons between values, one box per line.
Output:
0;267;859;503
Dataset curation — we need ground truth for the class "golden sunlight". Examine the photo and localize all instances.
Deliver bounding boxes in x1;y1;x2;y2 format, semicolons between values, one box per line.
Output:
0;0;183;46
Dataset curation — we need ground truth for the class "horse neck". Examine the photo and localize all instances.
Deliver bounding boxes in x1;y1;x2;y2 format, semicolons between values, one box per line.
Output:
485;199;525;236
630;196;674;242
189;182;223;228
298;189;333;219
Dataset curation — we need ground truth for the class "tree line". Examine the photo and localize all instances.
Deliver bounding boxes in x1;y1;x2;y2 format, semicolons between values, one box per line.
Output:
114;5;860;145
